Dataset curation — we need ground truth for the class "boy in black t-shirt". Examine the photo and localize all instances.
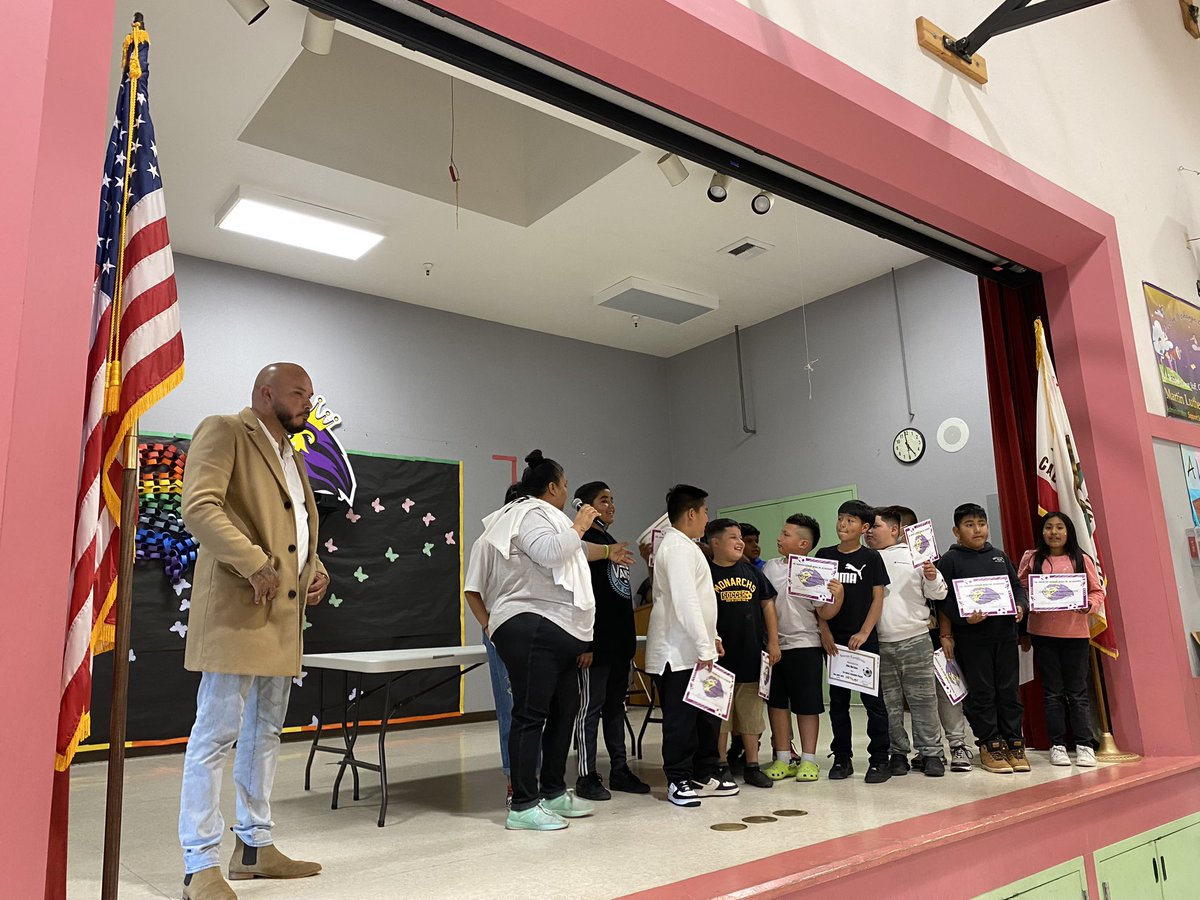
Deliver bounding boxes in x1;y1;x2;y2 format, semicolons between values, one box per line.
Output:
816;500;892;783
706;519;780;788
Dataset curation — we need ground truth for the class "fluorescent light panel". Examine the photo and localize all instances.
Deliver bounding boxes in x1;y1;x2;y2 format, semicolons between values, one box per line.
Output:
216;187;384;260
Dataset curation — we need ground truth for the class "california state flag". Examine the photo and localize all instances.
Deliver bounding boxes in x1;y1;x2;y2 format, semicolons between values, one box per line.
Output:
1034;319;1117;657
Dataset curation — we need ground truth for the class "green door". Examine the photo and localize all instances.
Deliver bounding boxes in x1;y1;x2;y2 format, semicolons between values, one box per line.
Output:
1157;823;1200;900
1096;842;1163;900
719;485;857;560
1004;870;1086;900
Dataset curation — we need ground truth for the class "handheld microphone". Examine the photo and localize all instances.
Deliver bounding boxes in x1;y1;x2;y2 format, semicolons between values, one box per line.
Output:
573;497;607;530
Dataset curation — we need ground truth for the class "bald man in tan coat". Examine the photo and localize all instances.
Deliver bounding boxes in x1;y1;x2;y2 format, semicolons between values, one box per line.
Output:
178;363;329;900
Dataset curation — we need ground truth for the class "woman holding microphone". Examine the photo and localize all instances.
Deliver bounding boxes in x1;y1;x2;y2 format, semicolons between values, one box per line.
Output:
482;450;601;831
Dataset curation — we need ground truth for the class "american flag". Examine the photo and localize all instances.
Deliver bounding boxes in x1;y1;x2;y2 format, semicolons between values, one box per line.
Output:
55;22;184;770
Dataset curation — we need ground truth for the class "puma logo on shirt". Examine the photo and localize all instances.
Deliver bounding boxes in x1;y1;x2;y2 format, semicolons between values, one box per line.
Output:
841;563;866;584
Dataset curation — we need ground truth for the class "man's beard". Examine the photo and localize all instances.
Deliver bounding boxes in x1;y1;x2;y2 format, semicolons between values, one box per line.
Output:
276;402;308;435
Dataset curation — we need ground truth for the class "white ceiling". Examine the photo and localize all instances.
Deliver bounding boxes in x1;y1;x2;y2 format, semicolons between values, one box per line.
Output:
109;1;924;357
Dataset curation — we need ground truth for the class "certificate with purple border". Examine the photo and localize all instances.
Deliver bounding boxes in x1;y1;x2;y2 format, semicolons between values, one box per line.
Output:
1028;572;1088;612
683;663;735;720
904;519;940;568
953;575;1017;617
786;555;837;604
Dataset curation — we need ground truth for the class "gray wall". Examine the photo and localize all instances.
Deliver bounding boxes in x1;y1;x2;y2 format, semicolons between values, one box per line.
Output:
143;255;673;712
664;258;998;550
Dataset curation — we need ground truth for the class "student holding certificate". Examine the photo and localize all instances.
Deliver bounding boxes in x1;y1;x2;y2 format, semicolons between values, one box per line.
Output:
937;503;1029;775
1017;512;1105;768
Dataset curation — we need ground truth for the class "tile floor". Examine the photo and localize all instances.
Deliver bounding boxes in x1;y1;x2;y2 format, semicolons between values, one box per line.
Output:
67;711;1100;899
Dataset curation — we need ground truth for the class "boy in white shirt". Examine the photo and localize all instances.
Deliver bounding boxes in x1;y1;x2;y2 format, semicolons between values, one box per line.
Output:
866;505;948;777
646;484;738;808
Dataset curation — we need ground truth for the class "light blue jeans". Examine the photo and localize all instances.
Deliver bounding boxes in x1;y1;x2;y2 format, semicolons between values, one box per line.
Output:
179;672;291;874
484;636;513;774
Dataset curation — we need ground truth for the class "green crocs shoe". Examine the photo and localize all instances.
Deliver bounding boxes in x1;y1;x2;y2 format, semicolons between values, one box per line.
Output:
506;804;568;831
540;790;594;819
763;759;799;781
795;760;820;782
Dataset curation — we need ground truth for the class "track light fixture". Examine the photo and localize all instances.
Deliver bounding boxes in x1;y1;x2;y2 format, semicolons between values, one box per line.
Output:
707;173;730;203
656;153;689;187
301;9;336;54
225;0;269;25
751;191;774;215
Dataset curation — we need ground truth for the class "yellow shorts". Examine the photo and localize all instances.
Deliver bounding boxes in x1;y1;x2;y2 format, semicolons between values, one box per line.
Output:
720;682;766;735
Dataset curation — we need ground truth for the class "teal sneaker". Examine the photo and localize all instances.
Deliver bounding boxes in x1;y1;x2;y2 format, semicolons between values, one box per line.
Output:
763;758;800;781
505;804;568;831
540;790;594;819
795;760;820;782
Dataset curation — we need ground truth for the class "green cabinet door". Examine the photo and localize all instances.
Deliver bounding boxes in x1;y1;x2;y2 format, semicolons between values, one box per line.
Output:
1096;842;1163;900
1009;869;1086;900
1157;823;1200;900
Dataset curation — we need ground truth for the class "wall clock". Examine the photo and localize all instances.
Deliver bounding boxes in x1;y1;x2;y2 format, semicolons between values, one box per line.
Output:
893;427;925;464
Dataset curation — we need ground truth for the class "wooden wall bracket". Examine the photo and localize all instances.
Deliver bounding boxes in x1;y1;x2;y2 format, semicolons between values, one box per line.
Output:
916;17;989;84
1182;0;1200;39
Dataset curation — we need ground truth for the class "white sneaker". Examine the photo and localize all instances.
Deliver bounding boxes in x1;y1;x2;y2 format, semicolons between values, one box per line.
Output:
1075;745;1097;767
667;779;701;808
1049;745;1070;766
691;771;740;797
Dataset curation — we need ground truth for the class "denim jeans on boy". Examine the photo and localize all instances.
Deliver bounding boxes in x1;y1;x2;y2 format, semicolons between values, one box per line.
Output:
484;635;514;774
179;672;291;874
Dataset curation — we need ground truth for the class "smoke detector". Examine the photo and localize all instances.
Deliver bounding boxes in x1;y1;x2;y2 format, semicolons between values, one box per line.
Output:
718;236;775;260
593;276;717;325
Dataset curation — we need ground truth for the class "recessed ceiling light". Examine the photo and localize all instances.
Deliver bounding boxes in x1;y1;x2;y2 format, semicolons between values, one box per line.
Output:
215;187;384;260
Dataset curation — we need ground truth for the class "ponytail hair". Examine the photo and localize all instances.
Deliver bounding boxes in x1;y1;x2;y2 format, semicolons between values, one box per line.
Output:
516;449;564;499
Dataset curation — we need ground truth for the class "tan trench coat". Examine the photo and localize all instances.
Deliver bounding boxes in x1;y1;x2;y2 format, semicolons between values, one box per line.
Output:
181;407;327;677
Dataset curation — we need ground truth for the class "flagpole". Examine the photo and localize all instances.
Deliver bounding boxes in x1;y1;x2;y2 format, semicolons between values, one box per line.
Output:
101;431;141;900
1090;647;1141;762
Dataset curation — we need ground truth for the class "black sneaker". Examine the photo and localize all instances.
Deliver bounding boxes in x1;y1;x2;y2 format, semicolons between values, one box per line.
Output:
889;753;910;776
828;755;854;780
950;745;973;772
742;764;774;789
575;772;611;801
865;760;892;784
923;756;946;777
910;754;925;772
609;765;651;794
667;779;701;808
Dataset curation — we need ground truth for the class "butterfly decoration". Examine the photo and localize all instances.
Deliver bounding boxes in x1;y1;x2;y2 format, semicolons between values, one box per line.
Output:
348;688;358;702
402;498;415;513
445;532;455;545
172;578;191;597
422;543;434;557
303;616;312;630
179;598;190;612
324;538;338;553
353;566;369;582
372;497;385;513
423;512;436;527
328;593;343;608
293;671;308;687
169;621;188;638
345;508;361;523
128;649;137;662
310;715;320;729
385;547;399;562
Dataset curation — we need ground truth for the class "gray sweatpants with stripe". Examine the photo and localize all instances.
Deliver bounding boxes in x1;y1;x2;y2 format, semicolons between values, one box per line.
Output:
879;633;943;759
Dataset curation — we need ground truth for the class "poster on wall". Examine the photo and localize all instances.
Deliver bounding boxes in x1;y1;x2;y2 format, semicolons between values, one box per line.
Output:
1144;282;1200;424
83;407;463;754
1181;445;1200;526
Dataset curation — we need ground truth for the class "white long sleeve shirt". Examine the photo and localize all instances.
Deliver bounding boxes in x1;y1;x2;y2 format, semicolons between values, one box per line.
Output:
877;542;948;643
645;526;718;675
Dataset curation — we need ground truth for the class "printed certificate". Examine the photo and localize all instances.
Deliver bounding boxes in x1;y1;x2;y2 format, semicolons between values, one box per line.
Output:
1028;572;1088;612
787;554;838;604
904;519;940;568
932;649;967;705
758;650;772;700
827;645;880;697
637;514;669;565
953;575;1018;618
683;663;735;720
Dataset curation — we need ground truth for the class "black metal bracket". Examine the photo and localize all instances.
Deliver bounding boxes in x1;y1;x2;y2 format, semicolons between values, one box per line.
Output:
944;0;1116;63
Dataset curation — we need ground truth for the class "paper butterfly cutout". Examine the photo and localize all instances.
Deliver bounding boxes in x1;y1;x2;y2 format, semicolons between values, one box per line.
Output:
402;498;415;513
169;621;187;638
303;616;312;630
328;594;343;608
179;598;190;612
324;538;338;553
293;671;307;687
310;716;319;729
346;508;361;523
385;547;398;562
128;649;136;662
348;688;359;702
445;532;455;545
422;543;434;557
372;498;385;513
173;578;191;597
423;512;436;527
353;567;368;582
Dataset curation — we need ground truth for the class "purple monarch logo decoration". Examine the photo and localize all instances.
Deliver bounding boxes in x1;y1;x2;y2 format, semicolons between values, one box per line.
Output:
290;395;357;507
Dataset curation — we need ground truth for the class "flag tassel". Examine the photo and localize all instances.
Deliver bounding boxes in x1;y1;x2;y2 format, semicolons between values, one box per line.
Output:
103;360;121;416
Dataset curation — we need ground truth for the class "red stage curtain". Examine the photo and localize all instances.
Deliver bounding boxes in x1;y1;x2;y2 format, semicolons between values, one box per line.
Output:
979;277;1050;748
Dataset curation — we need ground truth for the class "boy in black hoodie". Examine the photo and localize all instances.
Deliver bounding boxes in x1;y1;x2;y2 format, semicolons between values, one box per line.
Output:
937;503;1030;775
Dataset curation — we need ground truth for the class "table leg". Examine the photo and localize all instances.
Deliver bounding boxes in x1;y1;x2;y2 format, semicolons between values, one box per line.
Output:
376;679;392;827
304;668;325;791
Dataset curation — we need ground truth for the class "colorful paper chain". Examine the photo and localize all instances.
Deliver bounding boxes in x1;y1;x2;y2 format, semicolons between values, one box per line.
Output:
136;442;197;584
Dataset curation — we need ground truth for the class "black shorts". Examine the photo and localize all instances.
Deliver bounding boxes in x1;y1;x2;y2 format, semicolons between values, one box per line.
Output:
768;647;825;715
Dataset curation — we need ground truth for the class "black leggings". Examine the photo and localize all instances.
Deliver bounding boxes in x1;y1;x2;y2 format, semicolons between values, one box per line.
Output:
1031;635;1095;749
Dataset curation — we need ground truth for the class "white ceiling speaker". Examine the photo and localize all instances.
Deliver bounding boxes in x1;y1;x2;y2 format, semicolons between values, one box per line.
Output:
707;173;730;203
301;9;336;54
225;0;269;25
751;191;773;215
656;153;689;187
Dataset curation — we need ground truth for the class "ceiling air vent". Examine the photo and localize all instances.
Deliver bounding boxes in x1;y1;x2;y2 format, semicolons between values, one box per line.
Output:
593;276;718;325
718;236;775;260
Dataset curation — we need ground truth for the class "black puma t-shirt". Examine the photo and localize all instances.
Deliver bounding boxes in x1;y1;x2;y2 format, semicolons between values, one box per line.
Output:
816;544;889;643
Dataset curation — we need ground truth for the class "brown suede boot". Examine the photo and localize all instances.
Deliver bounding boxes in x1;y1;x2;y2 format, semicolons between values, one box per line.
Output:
979;740;1014;774
182;867;237;899
1003;739;1032;773
228;836;321;881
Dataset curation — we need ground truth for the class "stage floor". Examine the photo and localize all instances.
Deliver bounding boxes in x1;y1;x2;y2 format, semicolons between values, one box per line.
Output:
66;710;1106;899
